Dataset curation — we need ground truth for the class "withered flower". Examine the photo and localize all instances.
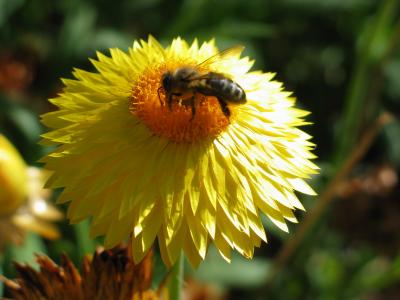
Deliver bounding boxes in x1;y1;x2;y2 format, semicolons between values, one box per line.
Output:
3;246;165;300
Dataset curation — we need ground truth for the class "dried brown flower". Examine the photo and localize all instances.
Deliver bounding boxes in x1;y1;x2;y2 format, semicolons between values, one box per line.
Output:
333;164;400;255
0;52;34;93
183;278;225;300
3;246;166;300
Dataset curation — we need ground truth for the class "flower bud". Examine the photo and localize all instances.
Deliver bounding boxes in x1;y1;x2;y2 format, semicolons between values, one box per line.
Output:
0;135;28;215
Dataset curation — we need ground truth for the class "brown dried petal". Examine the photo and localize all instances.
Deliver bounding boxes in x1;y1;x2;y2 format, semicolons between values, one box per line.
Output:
4;245;161;300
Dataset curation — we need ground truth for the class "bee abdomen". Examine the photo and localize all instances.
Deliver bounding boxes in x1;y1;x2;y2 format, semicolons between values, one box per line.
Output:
207;78;246;103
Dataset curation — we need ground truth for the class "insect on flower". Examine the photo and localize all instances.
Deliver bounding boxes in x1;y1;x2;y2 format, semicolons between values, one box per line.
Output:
40;36;319;268
159;46;247;119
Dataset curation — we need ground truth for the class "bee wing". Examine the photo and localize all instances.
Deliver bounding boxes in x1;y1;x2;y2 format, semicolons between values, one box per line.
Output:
186;72;225;81
196;45;245;69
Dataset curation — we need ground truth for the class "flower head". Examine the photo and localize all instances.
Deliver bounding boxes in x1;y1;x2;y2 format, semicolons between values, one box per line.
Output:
41;36;318;267
0;135;62;250
0;135;27;215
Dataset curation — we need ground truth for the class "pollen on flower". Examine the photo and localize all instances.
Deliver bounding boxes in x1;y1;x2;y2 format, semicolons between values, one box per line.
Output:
130;62;231;143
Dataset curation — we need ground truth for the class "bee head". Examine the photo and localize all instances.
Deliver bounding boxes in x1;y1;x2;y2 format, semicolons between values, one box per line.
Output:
161;72;172;92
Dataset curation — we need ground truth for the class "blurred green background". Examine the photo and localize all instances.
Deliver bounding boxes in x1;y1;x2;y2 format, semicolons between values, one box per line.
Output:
1;0;400;299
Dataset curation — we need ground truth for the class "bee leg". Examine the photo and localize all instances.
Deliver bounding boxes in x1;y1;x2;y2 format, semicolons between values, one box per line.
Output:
189;94;196;120
168;93;182;111
216;97;231;118
167;94;173;110
157;87;164;106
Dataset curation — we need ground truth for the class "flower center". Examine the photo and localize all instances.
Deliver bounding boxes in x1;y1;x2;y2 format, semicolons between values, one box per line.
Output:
130;61;232;143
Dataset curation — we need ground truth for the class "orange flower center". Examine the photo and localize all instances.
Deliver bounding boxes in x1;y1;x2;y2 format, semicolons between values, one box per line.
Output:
130;61;233;143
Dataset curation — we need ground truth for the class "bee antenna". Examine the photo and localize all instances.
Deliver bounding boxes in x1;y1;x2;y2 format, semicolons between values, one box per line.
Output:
157;86;164;106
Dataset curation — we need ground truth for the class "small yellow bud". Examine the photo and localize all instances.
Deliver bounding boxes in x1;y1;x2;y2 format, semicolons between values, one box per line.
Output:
0;135;28;215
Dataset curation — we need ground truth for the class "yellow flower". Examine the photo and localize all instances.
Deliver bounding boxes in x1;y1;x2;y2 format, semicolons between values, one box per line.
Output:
0;135;62;250
0;135;27;215
41;36;318;267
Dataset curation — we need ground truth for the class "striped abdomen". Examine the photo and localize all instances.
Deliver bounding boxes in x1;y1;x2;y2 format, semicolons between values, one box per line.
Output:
194;73;247;104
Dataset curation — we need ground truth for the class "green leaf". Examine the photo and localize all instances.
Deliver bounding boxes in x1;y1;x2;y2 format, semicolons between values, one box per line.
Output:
92;29;131;51
215;20;275;38
384;60;400;100
0;0;25;26
58;3;96;56
383;120;400;167
306;251;345;292
6;233;46;271
74;220;97;260
0;97;44;163
191;246;271;288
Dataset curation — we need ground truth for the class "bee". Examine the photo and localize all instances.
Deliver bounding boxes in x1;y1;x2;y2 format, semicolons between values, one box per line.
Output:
159;46;247;118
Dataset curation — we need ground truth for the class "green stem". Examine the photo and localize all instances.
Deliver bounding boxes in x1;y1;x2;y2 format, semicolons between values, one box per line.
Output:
168;252;184;300
0;254;4;297
74;220;96;258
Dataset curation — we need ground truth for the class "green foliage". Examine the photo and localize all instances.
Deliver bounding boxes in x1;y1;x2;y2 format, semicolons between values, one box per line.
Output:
190;246;271;288
1;0;399;299
383;121;400;167
3;233;46;276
